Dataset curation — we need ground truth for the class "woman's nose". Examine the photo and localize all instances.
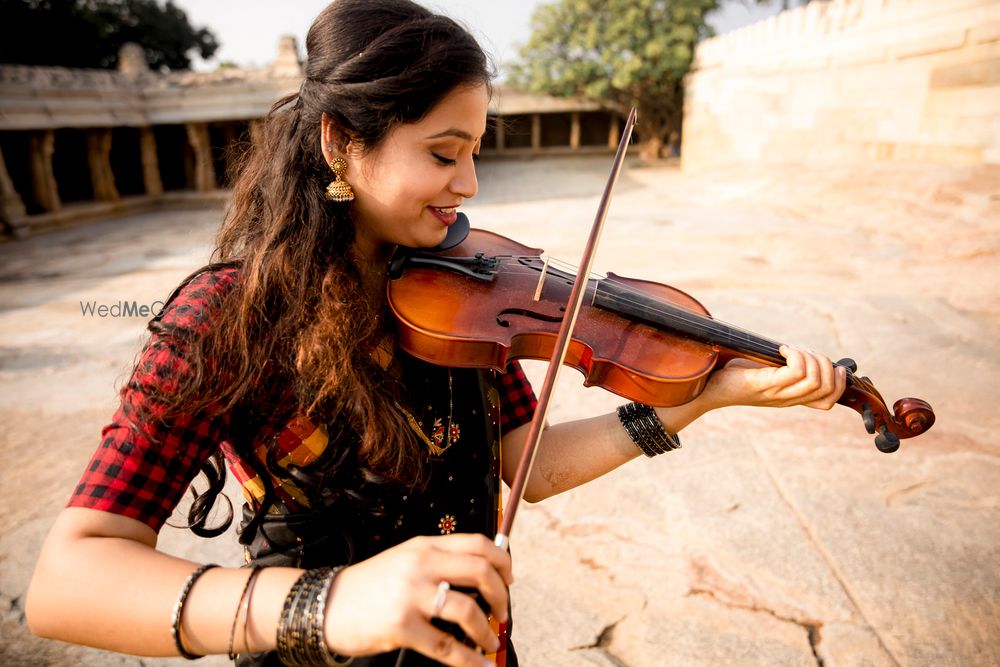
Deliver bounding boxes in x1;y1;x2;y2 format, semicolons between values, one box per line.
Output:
450;155;478;199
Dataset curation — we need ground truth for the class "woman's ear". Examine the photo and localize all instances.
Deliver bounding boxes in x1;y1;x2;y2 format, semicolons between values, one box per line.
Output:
344;139;364;160
320;112;350;155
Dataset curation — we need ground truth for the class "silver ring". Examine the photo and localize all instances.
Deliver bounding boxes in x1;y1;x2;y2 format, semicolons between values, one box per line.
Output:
432;581;450;617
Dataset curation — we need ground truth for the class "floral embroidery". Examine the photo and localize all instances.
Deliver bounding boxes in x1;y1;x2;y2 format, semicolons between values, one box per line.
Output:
428;418;460;455
438;514;457;534
430;418;445;446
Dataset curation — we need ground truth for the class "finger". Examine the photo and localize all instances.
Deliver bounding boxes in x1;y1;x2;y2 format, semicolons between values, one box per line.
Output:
426;551;509;623
784;350;825;404
795;352;842;408
779;345;806;380
407;621;494;667
825;364;848;407
814;353;836;403
429;585;500;656
808;362;847;409
800;349;826;399
780;346;840;405
776;345;809;393
423;533;514;586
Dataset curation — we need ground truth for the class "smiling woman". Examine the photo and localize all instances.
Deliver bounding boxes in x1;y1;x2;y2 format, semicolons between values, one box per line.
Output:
326;84;488;260
23;1;846;666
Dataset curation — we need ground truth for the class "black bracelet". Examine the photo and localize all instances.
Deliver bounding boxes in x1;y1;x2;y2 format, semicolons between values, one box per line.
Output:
171;563;219;660
277;567;352;666
313;566;350;665
616;402;681;457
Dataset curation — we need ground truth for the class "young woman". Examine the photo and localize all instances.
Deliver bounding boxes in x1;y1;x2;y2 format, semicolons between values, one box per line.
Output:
25;1;845;666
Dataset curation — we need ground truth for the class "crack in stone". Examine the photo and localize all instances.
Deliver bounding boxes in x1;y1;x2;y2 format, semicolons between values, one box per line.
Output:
529;504;670;557
807;625;824;667
749;443;902;666
569;613;630;667
885;479;937;508
1;591;26;624
688;587;824;667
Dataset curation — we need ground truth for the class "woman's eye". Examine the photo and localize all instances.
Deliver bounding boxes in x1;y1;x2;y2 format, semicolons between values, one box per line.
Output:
432;152;456;165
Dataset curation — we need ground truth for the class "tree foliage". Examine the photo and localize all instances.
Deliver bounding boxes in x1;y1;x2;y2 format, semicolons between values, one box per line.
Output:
0;0;219;71
509;0;726;159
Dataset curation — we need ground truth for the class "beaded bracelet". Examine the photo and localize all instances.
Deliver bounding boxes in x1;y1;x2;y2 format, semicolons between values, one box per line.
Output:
277;567;353;666
171;563;219;660
617;402;681;457
228;565;262;660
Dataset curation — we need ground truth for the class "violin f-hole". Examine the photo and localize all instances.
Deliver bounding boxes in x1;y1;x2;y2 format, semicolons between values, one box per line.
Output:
496;308;564;328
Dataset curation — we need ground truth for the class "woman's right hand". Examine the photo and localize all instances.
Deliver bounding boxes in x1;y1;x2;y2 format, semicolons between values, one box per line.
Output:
323;533;513;667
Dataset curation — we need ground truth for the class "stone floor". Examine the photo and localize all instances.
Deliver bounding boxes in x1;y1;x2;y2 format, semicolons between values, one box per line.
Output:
1;157;997;666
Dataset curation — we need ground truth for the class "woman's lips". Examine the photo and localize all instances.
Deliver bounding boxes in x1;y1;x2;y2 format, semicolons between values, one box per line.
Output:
428;206;458;226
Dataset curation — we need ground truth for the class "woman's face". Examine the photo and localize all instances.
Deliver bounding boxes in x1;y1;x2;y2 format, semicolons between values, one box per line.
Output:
322;84;488;264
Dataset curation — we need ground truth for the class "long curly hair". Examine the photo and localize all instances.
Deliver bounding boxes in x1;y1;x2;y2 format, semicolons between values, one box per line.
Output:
145;0;493;539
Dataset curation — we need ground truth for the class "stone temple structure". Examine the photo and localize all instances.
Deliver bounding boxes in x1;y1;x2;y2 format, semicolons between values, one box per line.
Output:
0;36;621;239
682;0;999;169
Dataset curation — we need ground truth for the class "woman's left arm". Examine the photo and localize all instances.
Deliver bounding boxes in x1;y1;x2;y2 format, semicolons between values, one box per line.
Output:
502;346;847;502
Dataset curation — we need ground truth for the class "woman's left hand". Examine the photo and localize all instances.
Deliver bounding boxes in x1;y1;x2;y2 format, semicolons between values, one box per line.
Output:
698;345;847;411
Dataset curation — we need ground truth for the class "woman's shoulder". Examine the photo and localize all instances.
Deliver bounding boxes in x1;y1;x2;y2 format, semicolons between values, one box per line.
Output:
150;261;242;335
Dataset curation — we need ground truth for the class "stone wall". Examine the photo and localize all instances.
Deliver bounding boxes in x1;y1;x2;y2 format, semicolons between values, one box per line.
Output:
682;0;1000;169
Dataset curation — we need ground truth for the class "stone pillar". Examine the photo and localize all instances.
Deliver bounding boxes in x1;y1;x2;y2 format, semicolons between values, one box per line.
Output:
29;130;60;213
608;114;620;150
185;122;216;192
118;42;149;77
0;145;27;222
495;117;506;154
570;112;581;150
85;128;120;202
221;123;240;186
531;113;541;154
139;126;163;196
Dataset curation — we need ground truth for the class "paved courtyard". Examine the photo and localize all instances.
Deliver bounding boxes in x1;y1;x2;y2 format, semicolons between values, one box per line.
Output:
1;156;998;666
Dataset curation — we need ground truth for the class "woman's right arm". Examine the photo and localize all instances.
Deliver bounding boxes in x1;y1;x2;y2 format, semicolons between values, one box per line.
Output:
25;506;304;656
26;508;512;667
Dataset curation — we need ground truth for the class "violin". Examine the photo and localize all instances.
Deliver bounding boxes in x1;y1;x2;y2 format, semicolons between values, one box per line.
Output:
387;216;935;453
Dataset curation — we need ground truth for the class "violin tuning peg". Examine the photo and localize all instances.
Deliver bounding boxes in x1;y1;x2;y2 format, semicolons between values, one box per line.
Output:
835;358;858;373
861;403;877;434
875;426;901;453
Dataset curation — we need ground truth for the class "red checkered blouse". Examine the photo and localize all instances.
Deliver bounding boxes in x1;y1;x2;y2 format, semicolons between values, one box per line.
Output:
67;266;537;532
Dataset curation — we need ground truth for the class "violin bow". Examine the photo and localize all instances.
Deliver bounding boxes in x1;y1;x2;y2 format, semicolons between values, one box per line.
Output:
495;107;637;551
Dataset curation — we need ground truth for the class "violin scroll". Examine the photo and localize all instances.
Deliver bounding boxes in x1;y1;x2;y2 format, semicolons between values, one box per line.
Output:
838;366;936;453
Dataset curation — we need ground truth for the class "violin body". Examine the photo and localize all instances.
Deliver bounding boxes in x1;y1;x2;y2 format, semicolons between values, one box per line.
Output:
388;228;935;452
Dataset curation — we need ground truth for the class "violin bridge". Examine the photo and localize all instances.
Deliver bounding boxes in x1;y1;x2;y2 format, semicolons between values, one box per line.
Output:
533;256;550;302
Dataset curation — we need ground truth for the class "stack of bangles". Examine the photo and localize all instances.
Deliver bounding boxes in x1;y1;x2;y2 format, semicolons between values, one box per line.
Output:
617;402;682;456
171;563;353;666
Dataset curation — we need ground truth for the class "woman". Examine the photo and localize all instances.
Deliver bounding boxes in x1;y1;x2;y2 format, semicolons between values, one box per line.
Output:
24;1;845;666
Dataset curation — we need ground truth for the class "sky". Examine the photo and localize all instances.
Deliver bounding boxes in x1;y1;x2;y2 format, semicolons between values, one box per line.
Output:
172;0;786;76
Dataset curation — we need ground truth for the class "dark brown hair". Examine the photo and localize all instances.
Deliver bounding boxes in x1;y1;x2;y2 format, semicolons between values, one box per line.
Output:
145;0;493;538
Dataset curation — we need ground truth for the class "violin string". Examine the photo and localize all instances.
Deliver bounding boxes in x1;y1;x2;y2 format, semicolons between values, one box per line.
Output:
431;253;856;386
485;256;758;342
481;255;785;360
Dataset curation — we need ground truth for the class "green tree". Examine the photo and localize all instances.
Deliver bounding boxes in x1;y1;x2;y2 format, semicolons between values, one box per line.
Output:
508;0;734;160
0;0;218;71
509;0;721;160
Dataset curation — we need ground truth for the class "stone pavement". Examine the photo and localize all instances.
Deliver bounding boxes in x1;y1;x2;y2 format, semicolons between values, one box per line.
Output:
1;157;997;666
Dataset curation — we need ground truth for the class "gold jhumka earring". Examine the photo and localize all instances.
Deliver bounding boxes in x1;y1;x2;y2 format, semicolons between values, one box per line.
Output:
325;156;354;202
